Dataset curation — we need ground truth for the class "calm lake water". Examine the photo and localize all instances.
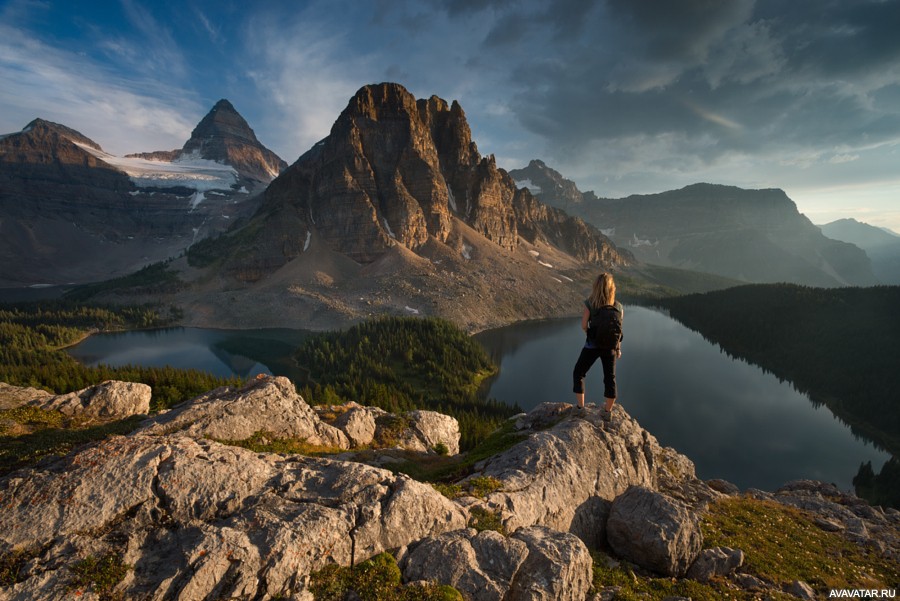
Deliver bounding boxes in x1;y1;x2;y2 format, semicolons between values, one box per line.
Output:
68;307;890;492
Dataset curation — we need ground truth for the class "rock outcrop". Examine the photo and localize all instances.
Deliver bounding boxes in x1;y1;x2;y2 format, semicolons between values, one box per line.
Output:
27;380;151;421
465;403;714;548
0;435;467;600
2;378;896;599
401;526;593;601
606;485;704;577
140;376;350;449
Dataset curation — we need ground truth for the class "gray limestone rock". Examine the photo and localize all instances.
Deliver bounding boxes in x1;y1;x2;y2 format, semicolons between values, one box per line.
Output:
790;579;817;600
466;403;711;547
402;529;529;601
0;382;54;410
140;376;350;449
333;405;379;447
686;546;744;582
28;380;151;420
401;526;591;601
606;486;703;577
507;526;593;601
0;434;466;600
406;410;461;455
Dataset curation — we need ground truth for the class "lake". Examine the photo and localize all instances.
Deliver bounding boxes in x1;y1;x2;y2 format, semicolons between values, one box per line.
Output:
68;307;890;492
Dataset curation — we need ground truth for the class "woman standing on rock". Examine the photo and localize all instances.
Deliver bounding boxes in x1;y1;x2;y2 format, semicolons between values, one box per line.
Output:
573;272;623;421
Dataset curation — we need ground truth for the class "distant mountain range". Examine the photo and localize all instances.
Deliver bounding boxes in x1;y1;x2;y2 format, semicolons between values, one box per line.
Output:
511;160;880;287
819;218;900;284
0;100;285;287
3;84;892;331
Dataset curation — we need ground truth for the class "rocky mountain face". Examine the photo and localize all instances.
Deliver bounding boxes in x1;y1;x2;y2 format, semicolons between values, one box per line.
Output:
820;218;900;284
1;377;896;600
509;159;586;213
128;99;287;184
171;84;628;331
510;161;878;287
0;101;285;287
253;83;622;266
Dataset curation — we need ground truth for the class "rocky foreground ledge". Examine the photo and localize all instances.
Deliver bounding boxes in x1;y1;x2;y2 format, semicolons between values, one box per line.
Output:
0;377;897;600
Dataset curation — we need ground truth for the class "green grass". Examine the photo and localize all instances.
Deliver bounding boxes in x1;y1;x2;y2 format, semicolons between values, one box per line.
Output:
702;496;897;591
0;411;145;476
384;420;526;483
591;495;899;600
68;552;131;601
309;552;462;601
208;430;346;457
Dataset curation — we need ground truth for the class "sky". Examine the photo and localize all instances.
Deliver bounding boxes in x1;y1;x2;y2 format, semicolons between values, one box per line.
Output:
2;0;900;232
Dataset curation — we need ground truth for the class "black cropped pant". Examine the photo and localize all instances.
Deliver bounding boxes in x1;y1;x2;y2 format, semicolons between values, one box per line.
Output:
572;347;617;399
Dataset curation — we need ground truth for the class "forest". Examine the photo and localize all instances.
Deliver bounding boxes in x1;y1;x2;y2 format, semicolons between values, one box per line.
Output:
294;316;520;450
0;301;240;411
655;284;900;507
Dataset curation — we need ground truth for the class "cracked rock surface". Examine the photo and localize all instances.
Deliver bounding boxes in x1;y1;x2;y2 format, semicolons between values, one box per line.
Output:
468;403;715;547
0;434;466;600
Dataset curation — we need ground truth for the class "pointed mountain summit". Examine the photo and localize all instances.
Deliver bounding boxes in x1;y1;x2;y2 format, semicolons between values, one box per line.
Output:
180;83;630;330
255;82;626;265
129;99;287;183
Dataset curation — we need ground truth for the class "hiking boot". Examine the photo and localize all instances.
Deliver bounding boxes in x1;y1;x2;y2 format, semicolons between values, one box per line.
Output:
600;408;612;423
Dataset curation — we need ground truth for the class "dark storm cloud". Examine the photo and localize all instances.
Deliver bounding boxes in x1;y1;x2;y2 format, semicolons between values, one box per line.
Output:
431;0;900;160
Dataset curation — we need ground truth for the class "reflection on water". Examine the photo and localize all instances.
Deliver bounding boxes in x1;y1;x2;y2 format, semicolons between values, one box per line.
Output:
476;306;890;492
68;312;890;492
68;327;312;382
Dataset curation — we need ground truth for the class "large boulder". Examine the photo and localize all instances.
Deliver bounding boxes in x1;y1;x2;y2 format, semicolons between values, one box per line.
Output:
28;380;151;420
0;434;467;600
318;403;462;455
0;382;54;410
466;403;712;545
401;526;592;601
606;486;704;577
401;410;461;455
686;546;744;582
141;376;350;449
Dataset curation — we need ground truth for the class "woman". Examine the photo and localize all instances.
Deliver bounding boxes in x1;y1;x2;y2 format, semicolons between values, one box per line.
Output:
572;272;623;420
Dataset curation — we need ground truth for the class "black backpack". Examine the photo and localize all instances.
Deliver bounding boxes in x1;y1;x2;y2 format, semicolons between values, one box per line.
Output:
587;304;622;350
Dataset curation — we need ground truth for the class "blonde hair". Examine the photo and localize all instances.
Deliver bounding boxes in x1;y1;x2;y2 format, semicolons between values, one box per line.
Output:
588;273;616;309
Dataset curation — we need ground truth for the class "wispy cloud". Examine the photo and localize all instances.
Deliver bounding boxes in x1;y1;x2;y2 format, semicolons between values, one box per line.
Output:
0;19;199;154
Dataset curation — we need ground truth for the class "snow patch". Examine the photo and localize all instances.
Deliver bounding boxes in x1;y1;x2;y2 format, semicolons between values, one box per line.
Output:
303;231;311;251
461;243;472;260
538;260;554;268
515;178;542;195
560;275;573;282
382;218;396;239
189;191;206;210
551;277;562;283
447;184;458;212
528;250;540;257
404;306;420;315
238;186;249;194
600;227;615;236
75;142;237;191
629;233;657;247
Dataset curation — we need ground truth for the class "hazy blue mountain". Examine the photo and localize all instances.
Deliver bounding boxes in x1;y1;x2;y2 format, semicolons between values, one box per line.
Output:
820;218;900;284
511;160;879;288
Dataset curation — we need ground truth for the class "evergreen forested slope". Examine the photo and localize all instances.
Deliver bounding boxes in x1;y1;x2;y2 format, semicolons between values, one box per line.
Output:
657;285;900;455
295;317;520;450
657;284;900;506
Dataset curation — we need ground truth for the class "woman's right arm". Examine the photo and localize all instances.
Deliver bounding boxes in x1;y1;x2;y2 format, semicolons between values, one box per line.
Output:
582;306;590;333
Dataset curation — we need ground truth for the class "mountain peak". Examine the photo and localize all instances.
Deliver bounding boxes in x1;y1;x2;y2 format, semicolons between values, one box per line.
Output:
185;99;259;148
21;118;102;151
176;99;286;182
